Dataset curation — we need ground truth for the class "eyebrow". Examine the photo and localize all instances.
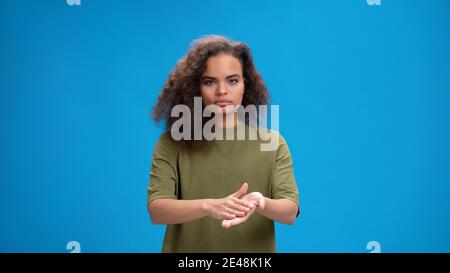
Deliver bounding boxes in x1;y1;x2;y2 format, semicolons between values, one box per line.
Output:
201;74;241;80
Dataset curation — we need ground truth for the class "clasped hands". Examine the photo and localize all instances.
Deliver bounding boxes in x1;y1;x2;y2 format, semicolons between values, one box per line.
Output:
202;183;265;228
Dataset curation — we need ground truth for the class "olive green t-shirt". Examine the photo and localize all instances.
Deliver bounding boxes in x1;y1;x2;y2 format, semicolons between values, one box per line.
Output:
147;123;299;253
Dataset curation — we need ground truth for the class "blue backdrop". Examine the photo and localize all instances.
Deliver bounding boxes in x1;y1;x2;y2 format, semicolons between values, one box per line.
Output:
1;0;449;253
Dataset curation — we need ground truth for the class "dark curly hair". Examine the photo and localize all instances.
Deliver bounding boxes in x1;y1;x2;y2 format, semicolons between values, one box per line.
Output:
151;35;270;147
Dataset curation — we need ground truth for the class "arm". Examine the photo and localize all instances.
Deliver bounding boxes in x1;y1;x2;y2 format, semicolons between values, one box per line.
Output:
257;197;299;225
263;133;299;225
148;198;208;225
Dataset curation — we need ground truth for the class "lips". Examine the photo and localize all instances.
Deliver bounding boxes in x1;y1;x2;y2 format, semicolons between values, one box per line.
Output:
214;100;233;107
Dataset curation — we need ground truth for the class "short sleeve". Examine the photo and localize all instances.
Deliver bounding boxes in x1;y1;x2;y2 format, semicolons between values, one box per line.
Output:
271;133;300;216
147;133;179;205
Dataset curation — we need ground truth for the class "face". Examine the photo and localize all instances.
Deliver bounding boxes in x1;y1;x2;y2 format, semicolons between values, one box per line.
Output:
200;54;245;114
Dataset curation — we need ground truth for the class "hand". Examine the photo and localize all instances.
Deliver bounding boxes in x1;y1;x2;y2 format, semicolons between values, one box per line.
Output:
221;192;266;228
202;183;255;220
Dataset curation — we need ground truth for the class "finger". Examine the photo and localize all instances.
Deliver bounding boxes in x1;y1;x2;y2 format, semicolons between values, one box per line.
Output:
249;200;258;207
223;210;255;228
234;203;252;213
222;220;232;228
222;212;236;220
229;215;248;227
226;200;250;212
222;218;236;228
225;207;245;217
231;183;248;198
232;197;253;209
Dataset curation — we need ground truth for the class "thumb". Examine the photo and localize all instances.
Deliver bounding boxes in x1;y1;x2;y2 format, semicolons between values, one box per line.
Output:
232;183;248;198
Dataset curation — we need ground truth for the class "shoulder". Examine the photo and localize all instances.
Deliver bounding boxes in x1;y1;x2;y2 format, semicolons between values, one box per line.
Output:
154;131;180;156
156;131;175;145
252;126;289;153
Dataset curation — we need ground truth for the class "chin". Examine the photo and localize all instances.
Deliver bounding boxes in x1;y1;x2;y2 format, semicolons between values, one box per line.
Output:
222;106;237;115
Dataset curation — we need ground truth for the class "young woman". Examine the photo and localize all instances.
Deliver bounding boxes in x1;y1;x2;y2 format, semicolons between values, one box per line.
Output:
148;35;300;253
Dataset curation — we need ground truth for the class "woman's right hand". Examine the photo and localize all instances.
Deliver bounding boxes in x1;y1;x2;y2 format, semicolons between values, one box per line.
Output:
202;183;255;220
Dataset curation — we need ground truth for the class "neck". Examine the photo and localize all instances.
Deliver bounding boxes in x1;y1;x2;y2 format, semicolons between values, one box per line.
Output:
218;113;238;129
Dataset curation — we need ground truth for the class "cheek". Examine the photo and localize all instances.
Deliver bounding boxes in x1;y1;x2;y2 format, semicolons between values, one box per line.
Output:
200;87;214;105
233;83;245;100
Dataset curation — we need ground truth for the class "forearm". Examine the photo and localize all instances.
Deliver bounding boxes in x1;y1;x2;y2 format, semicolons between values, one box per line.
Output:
148;198;208;225
258;197;298;224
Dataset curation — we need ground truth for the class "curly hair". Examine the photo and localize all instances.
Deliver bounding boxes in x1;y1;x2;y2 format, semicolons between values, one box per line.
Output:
151;35;270;146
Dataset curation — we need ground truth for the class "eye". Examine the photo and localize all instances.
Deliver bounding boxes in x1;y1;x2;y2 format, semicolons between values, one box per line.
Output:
228;78;239;85
202;79;215;86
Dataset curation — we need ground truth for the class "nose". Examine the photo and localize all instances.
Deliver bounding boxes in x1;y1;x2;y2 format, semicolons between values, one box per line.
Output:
215;81;228;96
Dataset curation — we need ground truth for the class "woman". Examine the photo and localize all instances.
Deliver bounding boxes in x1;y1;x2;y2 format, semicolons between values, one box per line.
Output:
148;35;300;253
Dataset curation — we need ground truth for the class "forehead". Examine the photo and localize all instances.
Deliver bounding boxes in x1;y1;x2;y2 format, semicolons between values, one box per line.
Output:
202;54;243;77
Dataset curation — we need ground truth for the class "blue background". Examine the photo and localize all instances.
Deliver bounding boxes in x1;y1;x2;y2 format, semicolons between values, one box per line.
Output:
1;0;449;252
